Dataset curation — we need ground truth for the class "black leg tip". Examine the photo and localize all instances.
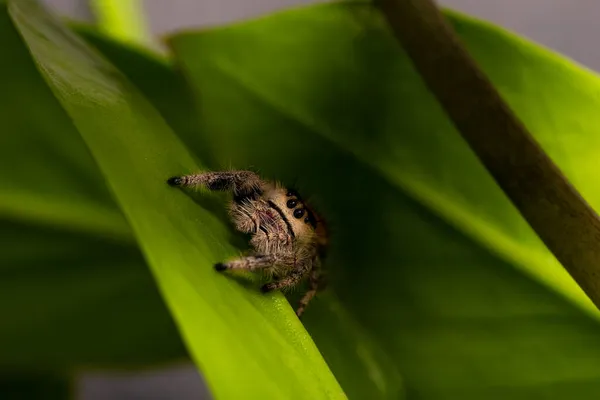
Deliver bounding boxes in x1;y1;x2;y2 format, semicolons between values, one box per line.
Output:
261;283;275;293
167;176;183;186
214;263;227;272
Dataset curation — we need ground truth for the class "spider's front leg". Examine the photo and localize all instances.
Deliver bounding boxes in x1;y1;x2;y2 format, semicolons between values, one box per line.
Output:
214;254;276;272
167;170;263;198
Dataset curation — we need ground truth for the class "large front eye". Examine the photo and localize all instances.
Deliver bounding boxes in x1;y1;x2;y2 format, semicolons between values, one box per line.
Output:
293;208;305;219
286;199;297;208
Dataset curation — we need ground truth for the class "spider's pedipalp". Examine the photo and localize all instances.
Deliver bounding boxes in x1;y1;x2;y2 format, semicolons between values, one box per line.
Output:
229;200;260;234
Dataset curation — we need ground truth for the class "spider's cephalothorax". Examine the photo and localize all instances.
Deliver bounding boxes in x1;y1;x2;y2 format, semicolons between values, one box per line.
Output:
167;170;327;317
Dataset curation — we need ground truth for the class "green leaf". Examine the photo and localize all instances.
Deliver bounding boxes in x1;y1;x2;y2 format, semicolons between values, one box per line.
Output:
0;219;186;368
0;3;185;367
168;1;600;398
71;23;208;163
75;17;405;400
7;1;343;399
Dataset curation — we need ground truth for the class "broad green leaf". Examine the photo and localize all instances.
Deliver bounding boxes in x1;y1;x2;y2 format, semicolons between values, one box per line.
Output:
0;8;126;239
74;19;406;400
72;24;210;164
0;4;185;367
169;1;600;398
8;1;344;399
0;219;186;368
74;22;403;398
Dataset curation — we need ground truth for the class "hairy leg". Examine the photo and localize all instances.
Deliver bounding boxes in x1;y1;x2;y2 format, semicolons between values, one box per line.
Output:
260;254;311;291
215;252;296;272
260;271;306;294
214;254;276;272
167;170;263;198
296;266;320;318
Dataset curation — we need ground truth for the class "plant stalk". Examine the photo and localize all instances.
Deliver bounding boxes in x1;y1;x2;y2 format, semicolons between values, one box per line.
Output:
375;0;600;309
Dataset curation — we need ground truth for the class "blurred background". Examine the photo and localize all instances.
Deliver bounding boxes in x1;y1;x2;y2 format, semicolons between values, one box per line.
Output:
37;0;600;399
46;0;600;71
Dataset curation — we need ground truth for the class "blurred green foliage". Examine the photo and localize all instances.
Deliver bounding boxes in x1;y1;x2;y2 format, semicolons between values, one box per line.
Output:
3;0;600;399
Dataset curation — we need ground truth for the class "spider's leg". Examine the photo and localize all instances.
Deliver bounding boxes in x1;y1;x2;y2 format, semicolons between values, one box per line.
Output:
260;270;305;293
296;264;321;318
167;170;263;197
261;253;310;290
214;254;276;272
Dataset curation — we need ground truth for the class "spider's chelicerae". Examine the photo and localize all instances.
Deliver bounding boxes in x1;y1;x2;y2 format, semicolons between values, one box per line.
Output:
167;170;327;317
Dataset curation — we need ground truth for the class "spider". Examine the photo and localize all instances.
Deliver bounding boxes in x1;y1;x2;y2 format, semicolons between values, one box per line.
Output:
167;170;327;317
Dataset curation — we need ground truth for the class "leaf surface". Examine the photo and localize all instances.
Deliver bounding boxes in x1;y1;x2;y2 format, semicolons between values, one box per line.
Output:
169;2;600;398
8;1;344;398
0;3;185;367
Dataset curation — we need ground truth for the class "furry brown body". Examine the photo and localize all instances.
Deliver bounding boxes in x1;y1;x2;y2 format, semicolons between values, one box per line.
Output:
167;170;327;317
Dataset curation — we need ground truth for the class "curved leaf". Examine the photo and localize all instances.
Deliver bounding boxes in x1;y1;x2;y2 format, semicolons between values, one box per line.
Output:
8;1;344;399
0;3;185;367
169;1;600;398
75;15;407;400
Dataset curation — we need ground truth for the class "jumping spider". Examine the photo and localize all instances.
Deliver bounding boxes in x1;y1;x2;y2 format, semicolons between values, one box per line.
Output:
167;170;327;317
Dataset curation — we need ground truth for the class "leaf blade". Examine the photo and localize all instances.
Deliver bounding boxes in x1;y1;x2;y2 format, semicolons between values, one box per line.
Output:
168;2;600;398
8;1;344;398
0;2;185;367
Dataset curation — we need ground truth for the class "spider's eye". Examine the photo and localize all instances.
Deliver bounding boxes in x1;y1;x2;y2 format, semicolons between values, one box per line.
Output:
286;189;298;197
304;211;317;228
286;199;298;208
293;208;305;219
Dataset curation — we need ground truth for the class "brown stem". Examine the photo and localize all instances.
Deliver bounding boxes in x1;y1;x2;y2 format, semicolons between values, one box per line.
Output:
375;0;600;308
